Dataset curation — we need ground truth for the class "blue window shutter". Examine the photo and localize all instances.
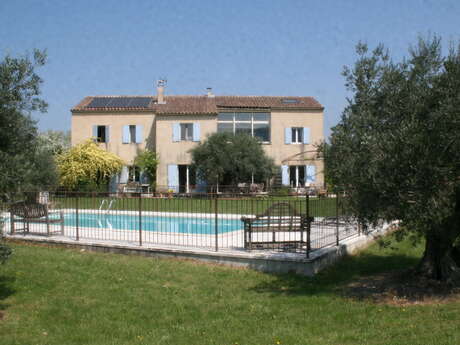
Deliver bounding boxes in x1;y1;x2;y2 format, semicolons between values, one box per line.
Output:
122;126;130;143
303;127;310;144
167;164;179;192
105;126;110;143
135;125;143;144
192;123;200;142
119;166;129;183
281;165;289;186
285;128;292;144
306;165;316;183
92;125;98;141
109;174;118;193
172;123;180;142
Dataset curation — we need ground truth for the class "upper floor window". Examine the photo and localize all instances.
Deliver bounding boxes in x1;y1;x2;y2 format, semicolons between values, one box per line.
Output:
92;125;109;143
291;127;303;143
217;112;270;142
180;123;194;141
285;127;310;144
172;123;201;142
123;125;143;144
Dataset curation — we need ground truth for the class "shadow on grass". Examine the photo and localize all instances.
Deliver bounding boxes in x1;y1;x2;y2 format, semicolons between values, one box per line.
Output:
0;275;16;315
250;252;420;297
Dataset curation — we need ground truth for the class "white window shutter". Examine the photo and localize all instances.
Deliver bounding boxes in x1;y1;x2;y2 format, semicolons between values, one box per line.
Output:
303;127;310;144
281;165;289;186
192;123;200;142
122;126;130;143
285;128;292;144
306;165;316;183
172;123;180;142
135;125;143;144
167;164;179;192
105;126;110;143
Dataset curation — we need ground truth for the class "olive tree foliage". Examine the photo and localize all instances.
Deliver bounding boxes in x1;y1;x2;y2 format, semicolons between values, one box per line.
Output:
0;49;58;195
38;130;71;155
56;140;124;191
0;216;13;264
190;132;275;186
323;36;460;282
134;149;159;188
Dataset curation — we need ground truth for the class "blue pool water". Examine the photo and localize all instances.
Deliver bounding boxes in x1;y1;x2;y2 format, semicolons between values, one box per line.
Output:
64;213;243;234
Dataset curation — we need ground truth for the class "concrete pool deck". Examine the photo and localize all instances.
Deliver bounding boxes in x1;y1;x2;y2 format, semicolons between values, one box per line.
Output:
3;216;393;276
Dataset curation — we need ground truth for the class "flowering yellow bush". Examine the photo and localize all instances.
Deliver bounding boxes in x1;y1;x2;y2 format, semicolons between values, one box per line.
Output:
56;140;124;189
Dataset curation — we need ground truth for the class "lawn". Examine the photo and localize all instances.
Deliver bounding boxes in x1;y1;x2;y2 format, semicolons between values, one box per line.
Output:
1;237;459;345
53;195;340;217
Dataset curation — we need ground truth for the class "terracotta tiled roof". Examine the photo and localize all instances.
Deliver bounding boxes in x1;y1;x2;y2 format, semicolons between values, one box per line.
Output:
154;96;217;115
72;95;323;114
215;96;323;110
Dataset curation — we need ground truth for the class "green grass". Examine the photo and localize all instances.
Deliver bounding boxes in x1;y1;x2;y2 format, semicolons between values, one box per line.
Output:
1;237;458;345
53;195;339;217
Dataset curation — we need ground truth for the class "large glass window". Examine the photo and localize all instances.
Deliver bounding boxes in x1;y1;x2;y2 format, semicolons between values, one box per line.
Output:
217;112;270;142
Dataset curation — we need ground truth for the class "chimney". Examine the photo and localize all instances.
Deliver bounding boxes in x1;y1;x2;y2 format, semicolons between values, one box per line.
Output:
206;87;214;98
157;79;167;104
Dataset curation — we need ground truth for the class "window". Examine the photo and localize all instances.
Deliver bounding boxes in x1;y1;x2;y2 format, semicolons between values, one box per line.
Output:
128;166;140;182
291;127;303;143
282;99;300;104
92;125;109;143
172;123;200;142
285;127;310;144
289;166;305;187
122;125;143;144
217;112;270;142
180;123;193;141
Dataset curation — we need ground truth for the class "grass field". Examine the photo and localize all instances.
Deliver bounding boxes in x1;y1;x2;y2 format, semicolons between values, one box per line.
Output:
1;237;459;345
53;195;340;217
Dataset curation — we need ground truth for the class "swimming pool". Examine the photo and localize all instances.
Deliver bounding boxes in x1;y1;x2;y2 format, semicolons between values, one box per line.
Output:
64;213;244;234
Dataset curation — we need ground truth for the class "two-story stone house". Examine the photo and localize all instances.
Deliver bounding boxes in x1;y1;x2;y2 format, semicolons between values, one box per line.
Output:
71;84;324;192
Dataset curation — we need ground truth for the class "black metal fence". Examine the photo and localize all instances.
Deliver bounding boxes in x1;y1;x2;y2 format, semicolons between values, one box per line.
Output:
1;189;362;257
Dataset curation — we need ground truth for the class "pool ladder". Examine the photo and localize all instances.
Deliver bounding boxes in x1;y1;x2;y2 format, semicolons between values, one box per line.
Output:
98;199;116;229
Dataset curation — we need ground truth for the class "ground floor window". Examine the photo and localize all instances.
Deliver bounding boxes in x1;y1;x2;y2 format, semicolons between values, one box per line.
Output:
128;166;140;183
178;165;196;193
289;166;305;187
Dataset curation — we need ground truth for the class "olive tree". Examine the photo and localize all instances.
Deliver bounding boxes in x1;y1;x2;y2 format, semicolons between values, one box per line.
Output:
190;132;275;187
0;49;58;194
324;36;460;282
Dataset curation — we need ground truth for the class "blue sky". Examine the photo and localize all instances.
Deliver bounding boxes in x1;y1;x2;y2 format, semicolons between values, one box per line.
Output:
1;0;459;137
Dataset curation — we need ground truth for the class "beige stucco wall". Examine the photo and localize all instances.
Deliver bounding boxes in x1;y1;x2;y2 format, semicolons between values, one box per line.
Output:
266;109;324;187
71;108;324;188
154;110;324;188
155;115;217;187
71;111;155;164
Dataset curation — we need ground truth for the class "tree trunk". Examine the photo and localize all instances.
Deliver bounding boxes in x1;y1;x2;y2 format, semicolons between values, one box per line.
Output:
417;231;460;283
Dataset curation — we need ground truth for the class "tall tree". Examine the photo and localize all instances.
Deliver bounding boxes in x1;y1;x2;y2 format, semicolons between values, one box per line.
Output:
190;132;275;186
0;49;57;193
324;36;460;282
38;130;71;155
134;149;159;189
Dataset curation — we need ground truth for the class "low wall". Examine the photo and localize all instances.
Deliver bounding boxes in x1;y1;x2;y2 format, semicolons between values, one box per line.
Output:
5;223;392;276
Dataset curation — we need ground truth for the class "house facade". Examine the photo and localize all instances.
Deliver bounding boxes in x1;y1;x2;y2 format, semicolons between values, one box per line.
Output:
71;85;324;192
